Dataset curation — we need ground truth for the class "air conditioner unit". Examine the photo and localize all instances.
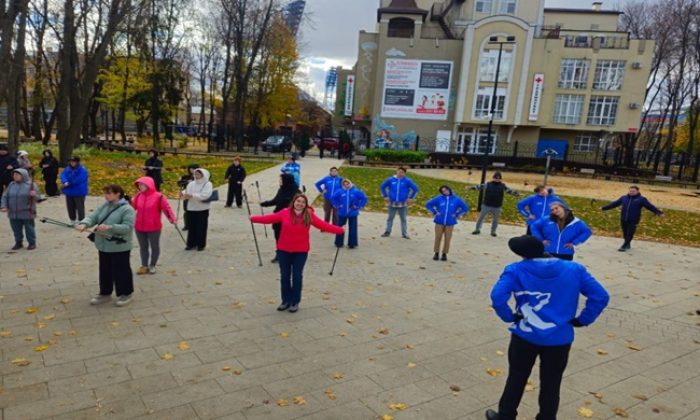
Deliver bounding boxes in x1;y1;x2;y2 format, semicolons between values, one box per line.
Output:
631;62;642;69
629;102;640;109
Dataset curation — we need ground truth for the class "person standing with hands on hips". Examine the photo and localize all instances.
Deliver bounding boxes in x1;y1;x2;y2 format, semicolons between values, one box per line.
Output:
60;156;89;224
425;185;469;261
331;178;367;249
486;235;609;420
516;185;563;234
380;167;419;239
315;166;342;224
251;194;344;313
531;202;592;260
280;156;301;187
601;185;663;252
224;156;246;208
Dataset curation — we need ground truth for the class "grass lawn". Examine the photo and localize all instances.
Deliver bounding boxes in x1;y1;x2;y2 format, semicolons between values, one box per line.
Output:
337;166;700;247
19;143;279;197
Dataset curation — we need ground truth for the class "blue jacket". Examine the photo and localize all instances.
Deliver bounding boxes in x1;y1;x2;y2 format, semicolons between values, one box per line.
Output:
602;194;662;224
380;176;419;204
490;258;609;346
531;215;592;256
517;192;565;225
281;162;301;187
331;186;368;217
60;164;89;197
315;175;342;200
425;191;469;226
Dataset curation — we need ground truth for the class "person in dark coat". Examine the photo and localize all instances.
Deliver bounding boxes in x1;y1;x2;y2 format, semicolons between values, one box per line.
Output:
260;173;300;262
601;185;663;251
177;163;199;230
471;172;519;236
0;144;19;197
143;149;163;191
39;150;60;196
224;156;246;208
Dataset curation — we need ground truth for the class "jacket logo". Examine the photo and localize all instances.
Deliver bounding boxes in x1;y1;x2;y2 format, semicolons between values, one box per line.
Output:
513;291;556;332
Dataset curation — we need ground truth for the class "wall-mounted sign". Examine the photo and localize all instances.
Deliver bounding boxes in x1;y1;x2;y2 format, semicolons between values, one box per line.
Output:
381;59;453;121
528;73;544;121
344;75;355;117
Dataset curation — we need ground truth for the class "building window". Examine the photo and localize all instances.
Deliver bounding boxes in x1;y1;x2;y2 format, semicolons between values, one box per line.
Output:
474;88;506;119
553;94;584;124
593;60;626;90
457;127;498;154
475;0;493;13
558;59;590;89
574;133;597;152
478;49;512;83
387;17;414;38
498;0;516;14
587;96;619;126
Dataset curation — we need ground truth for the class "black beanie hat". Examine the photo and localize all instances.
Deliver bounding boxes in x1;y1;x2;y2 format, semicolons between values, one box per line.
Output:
508;235;546;259
493;171;502;179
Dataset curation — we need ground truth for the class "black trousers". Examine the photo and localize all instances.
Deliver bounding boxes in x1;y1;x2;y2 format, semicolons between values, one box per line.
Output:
98;251;134;296
226;182;243;207
550;253;574;261
621;221;638;246
187;210;209;249
44;175;59;196
498;334;571;420
65;196;86;221
183;200;190;229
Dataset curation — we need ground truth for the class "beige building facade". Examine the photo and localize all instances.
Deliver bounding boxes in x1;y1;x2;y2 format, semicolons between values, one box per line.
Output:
341;0;654;157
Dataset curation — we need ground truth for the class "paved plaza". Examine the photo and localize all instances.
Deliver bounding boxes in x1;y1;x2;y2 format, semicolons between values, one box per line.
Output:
1;157;699;420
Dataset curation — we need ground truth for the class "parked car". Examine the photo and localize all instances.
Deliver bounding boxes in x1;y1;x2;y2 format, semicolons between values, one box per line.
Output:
262;135;292;152
319;137;340;151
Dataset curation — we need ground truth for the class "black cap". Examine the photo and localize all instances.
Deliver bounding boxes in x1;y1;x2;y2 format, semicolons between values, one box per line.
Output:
69;156;80;162
493;171;502;179
508;235;546;259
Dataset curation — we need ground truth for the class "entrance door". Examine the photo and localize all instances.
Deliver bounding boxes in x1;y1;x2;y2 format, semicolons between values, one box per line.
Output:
456;130;473;154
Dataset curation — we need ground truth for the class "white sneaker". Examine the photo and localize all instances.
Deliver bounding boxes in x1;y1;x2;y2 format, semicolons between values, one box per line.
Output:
90;294;111;305
148;266;156;274
115;295;133;307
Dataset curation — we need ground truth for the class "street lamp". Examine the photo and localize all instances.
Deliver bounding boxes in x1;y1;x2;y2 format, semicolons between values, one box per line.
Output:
542;148;559;185
477;35;516;212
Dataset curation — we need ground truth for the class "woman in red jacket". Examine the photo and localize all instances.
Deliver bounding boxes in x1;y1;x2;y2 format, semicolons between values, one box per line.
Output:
251;193;344;312
131;176;176;274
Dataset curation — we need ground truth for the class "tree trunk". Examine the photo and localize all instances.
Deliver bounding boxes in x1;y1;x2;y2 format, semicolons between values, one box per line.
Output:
5;0;28;153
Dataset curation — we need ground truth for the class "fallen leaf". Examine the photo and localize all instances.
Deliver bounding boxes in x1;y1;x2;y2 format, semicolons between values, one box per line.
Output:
35;322;46;329
233;369;242;375
60;298;71;304
613;407;629;417
10;357;31;366
525;380;535;392
381;415;394;420
589;391;604;401
596;349;609;355
230;302;244;309
222;366;231;372
110;321;120;328
276;399;289;407
626;343;642;351
449;385;461;392
68;330;78;336
177;341;190;351
23;336;34;341
345;319;354;324
407;362;417;368
378;328;389;335
33;344;50;352
280;332;289;338
631;394;648;401
42;314;55;321
486;368;504;377
333;372;343;380
405;344;414;349
292;396;306;405
388;402;407;411
480;356;488;362
0;331;12;338
324;388;337;400
338;332;347;337
495;350;505;356
577;406;594;418
25;307;39;314
160;352;175;361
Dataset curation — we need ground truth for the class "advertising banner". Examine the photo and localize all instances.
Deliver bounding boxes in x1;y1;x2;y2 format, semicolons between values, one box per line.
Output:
381;59;453;120
344;75;355;117
528;73;544;121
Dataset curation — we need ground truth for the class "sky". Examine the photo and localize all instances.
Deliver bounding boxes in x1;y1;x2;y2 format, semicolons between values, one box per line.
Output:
295;0;628;103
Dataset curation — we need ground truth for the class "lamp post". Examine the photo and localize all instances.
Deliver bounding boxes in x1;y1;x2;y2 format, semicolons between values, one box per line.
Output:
477;35;516;212
542;148;558;185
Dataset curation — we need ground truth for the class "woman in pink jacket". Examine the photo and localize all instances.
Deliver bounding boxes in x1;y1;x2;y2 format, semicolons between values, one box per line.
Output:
132;176;176;274
251;194;344;313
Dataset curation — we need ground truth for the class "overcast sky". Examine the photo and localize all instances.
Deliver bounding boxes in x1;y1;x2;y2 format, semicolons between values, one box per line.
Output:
295;0;628;102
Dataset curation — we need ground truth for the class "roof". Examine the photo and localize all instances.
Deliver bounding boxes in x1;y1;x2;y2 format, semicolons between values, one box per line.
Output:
544;8;623;16
377;0;429;22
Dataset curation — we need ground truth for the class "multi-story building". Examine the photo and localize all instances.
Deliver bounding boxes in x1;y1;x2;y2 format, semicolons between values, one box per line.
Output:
284;0;306;37
341;0;654;158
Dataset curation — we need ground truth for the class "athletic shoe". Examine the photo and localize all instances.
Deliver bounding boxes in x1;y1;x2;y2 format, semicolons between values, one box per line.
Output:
491;232;497;237
402;235;410;240
472;230;480;235
618;247;627;252
441;253;447;261
224;205;232;208
485;409;500;420
90;294;111;305
348;245;356;249
381;232;390;237
196;247;205;251
433;253;439;261
182;227;188;231
11;243;22;250
288;304;299;313
115;295;133;307
277;303;290;311
27;244;36;250
136;266;149;275
148;266;157;274
271;256;278;263
185;246;195;251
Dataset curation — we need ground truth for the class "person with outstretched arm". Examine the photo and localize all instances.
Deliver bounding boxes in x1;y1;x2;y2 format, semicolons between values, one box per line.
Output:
486;235;609;420
516;185;564;234
380;167;419;239
224;156;246;208
601;185;663;252
470;171;519;237
260;173;300;263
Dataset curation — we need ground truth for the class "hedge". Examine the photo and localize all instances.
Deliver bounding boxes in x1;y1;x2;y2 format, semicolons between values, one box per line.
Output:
363;149;427;163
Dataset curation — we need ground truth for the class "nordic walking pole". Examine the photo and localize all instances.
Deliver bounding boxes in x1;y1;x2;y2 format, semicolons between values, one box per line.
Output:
329;246;340;276
254;180;268;238
243;189;263;267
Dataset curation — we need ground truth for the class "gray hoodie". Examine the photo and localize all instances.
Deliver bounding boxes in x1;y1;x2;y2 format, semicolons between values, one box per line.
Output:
0;168;41;219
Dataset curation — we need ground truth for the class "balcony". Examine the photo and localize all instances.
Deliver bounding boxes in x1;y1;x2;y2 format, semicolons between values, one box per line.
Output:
538;27;631;49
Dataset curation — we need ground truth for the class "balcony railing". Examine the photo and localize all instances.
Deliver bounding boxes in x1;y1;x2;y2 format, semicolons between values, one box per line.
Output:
537;27;631;49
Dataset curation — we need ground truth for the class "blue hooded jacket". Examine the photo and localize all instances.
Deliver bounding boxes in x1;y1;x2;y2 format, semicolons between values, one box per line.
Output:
331;185;368;217
60;164;89;197
517;191;564;225
531;213;592;256
490;258;609;346
380;175;419;204
601;193;662;224
280;162;301;187
425;186;469;226
315;175;342;200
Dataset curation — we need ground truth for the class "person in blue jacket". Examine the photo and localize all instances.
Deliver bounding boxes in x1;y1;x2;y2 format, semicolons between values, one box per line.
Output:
380;167;419;239
425;185;469;261
601;185;663;252
331;178;367;248
315;167;342;224
280;156;301;187
516;185;564;234
486;235;609;420
60;156;89;224
530;202;591;260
